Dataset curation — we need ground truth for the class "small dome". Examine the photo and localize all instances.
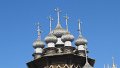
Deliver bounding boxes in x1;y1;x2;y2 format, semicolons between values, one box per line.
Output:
52;23;67;37
45;33;57;44
33;39;45;48
61;32;74;42
75;35;88;46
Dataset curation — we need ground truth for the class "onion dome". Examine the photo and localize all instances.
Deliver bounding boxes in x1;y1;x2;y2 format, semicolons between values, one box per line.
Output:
75;19;88;46
45;33;57;44
45;16;58;44
52;8;67;37
33;39;45;48
33;22;45;48
75;35;88;46
61;32;74;42
61;14;74;42
52;23;67;37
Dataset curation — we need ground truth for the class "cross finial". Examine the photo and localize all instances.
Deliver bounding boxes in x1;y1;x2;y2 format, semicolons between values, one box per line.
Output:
55;8;61;24
48;16;53;32
78;19;82;36
64;14;69;31
37;22;41;40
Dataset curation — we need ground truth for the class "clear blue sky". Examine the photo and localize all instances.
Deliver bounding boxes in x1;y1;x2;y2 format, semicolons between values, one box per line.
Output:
0;0;120;68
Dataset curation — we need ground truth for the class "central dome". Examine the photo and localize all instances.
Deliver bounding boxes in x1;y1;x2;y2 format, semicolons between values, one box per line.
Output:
52;23;67;38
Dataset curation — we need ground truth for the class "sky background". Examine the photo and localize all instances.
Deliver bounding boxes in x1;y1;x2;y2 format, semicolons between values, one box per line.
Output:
0;0;120;68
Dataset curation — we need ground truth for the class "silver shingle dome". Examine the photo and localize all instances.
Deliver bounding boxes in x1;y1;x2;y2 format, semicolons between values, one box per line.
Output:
61;32;74;42
33;39;45;48
52;23;67;38
75;35;88;46
45;33;57;44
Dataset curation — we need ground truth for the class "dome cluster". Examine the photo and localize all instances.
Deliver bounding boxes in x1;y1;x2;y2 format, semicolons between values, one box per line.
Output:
32;8;89;60
32;8;88;49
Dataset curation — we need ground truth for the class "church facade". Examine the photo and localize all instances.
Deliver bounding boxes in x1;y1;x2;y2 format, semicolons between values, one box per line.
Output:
27;8;95;68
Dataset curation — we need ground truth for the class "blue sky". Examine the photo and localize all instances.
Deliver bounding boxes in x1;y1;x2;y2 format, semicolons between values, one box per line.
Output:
0;0;120;68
